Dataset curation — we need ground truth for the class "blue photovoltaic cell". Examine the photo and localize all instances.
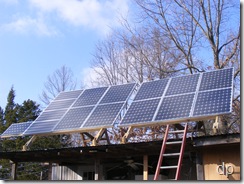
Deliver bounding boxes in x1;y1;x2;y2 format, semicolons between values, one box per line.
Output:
193;88;232;116
155;93;195;121
83;103;124;128
120;99;160;126
100;83;136;104
1;122;32;137
166;74;200;96
134;79;169;101
24;120;60;135
54;106;94;131
55;90;83;101
72;87;108;107
199;68;233;91
45;99;76;111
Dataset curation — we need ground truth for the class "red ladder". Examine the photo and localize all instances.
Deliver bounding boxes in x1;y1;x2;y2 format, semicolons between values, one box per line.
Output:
154;124;188;180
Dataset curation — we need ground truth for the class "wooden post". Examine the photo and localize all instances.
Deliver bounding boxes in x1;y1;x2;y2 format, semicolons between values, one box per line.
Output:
196;153;204;180
143;155;148;180
48;162;53;180
11;161;17;180
80;133;87;147
94;159;100;180
213;116;220;134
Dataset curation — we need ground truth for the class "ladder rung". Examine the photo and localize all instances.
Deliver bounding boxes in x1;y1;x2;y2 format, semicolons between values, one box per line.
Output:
166;141;182;145
168;130;185;134
163;153;180;157
160;165;178;169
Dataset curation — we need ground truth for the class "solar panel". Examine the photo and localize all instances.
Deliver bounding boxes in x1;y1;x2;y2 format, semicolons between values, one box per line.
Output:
120;99;160;126
134;79;169;101
155;93;195;121
1;122;32;138
100;83;136;104
199;68;233;91
34;109;67;122
24;120;60;135
166;74;200;96
54;106;94;131
72;87;108;107
45;99;76;111
55;90;83;101
83;102;124;128
193;88;232;117
120;68;233;127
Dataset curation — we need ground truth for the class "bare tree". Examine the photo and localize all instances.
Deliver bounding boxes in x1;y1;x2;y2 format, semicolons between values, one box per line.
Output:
39;65;77;105
87;0;240;139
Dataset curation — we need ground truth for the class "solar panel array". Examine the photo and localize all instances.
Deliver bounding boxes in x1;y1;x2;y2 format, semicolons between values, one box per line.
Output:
1;121;32;138
120;68;233;127
1;68;233;137
23;83;136;135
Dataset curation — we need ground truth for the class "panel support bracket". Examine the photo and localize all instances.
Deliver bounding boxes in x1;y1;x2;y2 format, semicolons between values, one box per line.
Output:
22;135;37;151
121;126;134;144
92;128;110;146
212;116;220;134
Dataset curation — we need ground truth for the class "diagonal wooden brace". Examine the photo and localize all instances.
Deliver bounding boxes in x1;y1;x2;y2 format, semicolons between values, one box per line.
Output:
92;128;109;146
22;135;37;151
121;126;134;144
80;132;94;146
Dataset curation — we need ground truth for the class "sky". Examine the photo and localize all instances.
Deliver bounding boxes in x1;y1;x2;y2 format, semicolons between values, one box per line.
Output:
0;0;132;109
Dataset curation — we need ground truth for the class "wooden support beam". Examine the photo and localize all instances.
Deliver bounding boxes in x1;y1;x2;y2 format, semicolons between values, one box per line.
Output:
92;128;107;146
80;132;95;146
48;162;53;180
121;126;134;144
213;116;220;134
196;153;204;180
80;133;87;147
94;158;101;180
11;161;17;180
103;129;111;145
143;155;148;180
22;135;37;151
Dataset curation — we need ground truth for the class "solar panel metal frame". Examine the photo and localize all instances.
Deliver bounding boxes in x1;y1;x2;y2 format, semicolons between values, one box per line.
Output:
119;68;234;128
1;121;32;138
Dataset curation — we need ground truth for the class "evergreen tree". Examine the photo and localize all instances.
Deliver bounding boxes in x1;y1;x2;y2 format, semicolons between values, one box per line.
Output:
17;100;41;123
0;88;64;180
0;107;4;133
4;86;18;129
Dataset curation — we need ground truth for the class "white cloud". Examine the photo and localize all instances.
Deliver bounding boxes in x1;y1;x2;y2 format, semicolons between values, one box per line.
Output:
1;16;58;36
81;67;104;88
29;0;130;35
